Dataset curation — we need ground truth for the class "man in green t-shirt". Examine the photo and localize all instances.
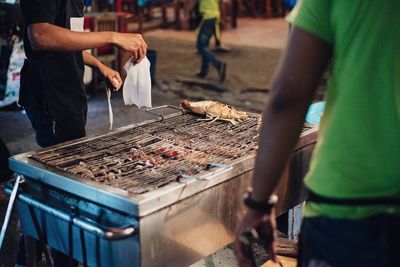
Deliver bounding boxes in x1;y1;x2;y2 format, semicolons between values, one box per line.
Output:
234;0;400;266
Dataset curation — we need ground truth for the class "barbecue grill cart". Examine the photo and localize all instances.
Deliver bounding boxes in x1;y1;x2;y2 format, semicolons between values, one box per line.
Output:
6;106;317;267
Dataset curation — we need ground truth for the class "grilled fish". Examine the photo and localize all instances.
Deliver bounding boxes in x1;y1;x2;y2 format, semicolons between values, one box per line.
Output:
180;100;247;125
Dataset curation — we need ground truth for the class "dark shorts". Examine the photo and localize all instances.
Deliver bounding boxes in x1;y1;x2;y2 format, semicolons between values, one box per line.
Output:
298;214;400;267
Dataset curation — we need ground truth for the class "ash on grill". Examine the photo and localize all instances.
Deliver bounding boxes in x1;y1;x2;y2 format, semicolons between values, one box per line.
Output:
31;113;261;194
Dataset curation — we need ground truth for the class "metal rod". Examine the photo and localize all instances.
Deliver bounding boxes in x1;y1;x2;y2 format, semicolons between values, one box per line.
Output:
178;163;233;182
207;162;231;169
4;189;137;241
0;174;23;250
145;105;184;120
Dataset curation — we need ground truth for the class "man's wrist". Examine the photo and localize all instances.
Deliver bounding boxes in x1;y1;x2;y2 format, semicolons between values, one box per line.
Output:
97;60;105;71
243;188;278;214
109;32;117;46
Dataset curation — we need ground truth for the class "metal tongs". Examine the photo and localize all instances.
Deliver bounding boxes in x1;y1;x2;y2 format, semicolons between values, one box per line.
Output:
100;79;116;131
239;228;259;267
239;228;284;267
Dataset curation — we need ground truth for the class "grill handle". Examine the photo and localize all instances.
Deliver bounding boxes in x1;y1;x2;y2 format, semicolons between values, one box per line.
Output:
5;187;136;241
178;162;233;182
145;105;184;120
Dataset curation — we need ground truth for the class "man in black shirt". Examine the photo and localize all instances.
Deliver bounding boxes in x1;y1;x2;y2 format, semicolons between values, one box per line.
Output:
17;0;147;266
20;0;147;146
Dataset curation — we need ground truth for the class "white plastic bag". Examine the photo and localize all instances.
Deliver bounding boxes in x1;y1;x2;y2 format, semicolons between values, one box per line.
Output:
0;40;25;108
123;56;152;108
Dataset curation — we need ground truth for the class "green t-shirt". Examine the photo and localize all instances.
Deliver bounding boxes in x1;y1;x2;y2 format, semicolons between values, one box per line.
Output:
290;0;400;219
199;0;220;19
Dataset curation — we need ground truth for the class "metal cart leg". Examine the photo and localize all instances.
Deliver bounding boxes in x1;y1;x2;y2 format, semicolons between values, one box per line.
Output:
24;236;39;267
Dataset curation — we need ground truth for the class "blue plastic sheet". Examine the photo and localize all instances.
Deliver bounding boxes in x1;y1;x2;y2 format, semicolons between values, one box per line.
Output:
284;0;297;9
138;0;172;7
137;0;151;7
305;102;325;126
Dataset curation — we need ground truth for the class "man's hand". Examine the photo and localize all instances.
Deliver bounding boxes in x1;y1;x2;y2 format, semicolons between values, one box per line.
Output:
112;33;147;64
82;51;122;90
98;64;123;91
234;209;277;267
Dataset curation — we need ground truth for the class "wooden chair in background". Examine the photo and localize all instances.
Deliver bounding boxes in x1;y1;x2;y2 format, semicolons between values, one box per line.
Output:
120;0;165;33
237;0;285;18
173;0;198;30
121;0;135;12
93;12;119;68
93;12;119;88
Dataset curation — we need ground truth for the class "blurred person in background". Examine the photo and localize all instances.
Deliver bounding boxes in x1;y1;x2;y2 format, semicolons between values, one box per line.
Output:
196;0;227;83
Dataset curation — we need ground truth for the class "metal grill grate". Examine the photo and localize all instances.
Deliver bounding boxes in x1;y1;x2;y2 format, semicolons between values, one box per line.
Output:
31;112;261;194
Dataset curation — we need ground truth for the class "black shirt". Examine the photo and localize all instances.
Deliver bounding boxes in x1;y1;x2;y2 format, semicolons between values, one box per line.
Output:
19;0;87;132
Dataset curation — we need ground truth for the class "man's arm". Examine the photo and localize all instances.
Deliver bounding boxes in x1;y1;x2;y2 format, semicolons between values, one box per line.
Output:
28;23;147;63
82;51;122;90
82;50;103;69
251;26;332;202
234;26;332;267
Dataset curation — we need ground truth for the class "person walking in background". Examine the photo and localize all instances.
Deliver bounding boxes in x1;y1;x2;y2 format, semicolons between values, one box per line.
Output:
212;0;230;54
234;0;400;266
196;0;227;83
213;21;231;53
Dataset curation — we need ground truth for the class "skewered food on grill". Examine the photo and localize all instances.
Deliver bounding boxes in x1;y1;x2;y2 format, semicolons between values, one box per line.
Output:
31;111;261;194
180;100;247;125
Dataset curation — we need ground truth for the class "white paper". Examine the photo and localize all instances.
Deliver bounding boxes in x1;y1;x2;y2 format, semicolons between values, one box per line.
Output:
123;57;152;108
70;17;84;32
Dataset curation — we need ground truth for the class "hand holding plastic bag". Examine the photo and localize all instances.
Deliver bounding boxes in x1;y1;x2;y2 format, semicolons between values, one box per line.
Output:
123;56;152;108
